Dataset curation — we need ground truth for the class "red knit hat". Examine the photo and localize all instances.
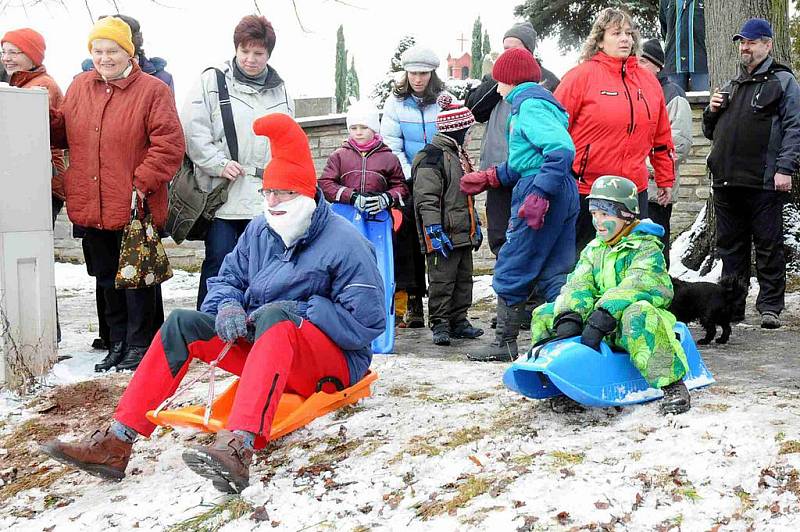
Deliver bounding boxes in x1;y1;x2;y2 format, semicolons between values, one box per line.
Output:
252;113;317;198
1;28;46;66
492;47;541;86
435;94;475;133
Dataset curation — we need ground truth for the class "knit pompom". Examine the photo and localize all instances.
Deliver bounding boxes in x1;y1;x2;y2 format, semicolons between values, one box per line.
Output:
437;93;453;110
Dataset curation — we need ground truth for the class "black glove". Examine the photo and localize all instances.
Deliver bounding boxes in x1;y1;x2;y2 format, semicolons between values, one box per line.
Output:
553;311;583;338
580;308;617;351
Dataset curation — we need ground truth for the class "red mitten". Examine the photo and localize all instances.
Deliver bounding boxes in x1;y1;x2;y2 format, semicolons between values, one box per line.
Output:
460;167;500;195
518;193;550;230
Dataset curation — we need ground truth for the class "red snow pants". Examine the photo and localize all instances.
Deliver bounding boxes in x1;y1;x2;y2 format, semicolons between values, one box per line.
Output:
114;307;350;437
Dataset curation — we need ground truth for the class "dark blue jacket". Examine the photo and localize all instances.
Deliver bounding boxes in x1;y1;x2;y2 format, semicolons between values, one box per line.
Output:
201;192;386;383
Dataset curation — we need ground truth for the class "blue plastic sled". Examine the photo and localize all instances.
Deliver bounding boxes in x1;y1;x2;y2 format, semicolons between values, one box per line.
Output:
503;322;715;407
330;203;395;354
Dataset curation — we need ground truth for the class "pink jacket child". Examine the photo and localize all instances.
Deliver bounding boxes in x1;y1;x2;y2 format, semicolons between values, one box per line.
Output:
319;100;408;213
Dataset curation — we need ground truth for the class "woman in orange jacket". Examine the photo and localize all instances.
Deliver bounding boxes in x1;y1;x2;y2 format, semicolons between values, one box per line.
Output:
554;8;675;253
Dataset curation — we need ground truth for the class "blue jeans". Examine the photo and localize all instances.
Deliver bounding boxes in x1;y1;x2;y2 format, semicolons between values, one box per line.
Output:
667;72;709;92
196;218;251;310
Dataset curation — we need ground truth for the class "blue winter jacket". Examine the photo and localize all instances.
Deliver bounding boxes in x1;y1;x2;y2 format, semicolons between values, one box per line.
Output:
496;82;575;214
201;191;386;384
380;93;446;178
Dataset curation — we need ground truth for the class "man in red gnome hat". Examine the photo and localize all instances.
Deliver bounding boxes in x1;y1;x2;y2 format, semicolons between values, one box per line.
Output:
41;114;386;494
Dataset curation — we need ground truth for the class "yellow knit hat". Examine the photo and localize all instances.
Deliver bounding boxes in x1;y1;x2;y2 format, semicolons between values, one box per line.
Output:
87;17;134;57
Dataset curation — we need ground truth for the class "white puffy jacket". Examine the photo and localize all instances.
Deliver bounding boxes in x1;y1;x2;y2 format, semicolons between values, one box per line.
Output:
181;61;294;219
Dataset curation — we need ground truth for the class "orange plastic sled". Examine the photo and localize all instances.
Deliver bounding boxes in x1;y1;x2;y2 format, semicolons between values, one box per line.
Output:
146;370;378;446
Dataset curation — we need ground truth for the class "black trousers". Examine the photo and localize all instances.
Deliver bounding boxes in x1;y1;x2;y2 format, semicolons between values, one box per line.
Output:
576;190;649;255
52;196;64;343
486;186;513;257
81;228;164;347
425;247;473;327
394;181;426;296
648;201;672;268
714;187;785;316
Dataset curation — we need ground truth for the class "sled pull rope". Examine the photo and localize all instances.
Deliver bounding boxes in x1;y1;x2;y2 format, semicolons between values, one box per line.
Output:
152;342;234;422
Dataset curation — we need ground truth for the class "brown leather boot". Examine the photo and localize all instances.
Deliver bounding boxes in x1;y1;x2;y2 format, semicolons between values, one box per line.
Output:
182;430;253;494
39;428;132;480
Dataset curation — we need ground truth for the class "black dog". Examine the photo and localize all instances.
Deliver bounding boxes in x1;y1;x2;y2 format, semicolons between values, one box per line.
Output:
669;276;743;345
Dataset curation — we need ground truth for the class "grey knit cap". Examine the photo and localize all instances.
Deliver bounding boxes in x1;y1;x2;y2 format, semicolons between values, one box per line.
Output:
503;22;537;54
401;45;440;72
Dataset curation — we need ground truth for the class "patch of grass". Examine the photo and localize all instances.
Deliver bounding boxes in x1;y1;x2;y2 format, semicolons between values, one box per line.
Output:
775;431;786;442
779;440;800;455
549;451;585;467
168;497;253;532
511;453;542;467
416;392;450;403
445;426;485;448
308;439;363;465
406;436;442;458
388;385;411;397
416;476;493;519
333;404;366;421
463;392;491;402
678;488;702;502
735;489;754;511
703;403;730;413
359;440;386;457
1;467;70;501
629;451;643;461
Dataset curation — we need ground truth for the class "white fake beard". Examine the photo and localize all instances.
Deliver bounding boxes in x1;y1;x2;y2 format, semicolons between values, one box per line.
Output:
264;194;317;248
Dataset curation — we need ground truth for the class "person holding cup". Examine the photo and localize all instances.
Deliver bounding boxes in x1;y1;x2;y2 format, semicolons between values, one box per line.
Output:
702;17;800;330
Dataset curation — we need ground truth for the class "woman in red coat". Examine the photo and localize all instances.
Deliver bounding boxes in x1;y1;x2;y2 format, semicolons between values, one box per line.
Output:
554;8;675;253
50;17;184;372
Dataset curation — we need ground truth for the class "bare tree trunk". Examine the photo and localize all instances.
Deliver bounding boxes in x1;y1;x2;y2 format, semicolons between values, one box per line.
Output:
682;0;791;274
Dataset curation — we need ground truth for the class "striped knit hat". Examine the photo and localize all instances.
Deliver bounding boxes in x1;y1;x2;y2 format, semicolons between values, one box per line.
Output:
435;94;475;133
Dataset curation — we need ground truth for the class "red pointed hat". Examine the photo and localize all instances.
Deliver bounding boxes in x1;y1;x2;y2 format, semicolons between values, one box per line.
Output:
252;113;317;198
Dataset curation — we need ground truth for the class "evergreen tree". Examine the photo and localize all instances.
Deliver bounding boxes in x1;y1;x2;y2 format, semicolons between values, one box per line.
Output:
371;35;416;109
482;29;491;59
514;0;658;51
347;56;360;102
335;25;348;112
471;17;483;78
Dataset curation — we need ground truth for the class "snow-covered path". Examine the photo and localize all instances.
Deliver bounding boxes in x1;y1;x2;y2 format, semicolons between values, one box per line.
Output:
0;264;799;531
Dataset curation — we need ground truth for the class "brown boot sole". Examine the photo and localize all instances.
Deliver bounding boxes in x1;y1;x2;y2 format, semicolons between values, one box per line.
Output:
39;443;125;481
182;447;249;494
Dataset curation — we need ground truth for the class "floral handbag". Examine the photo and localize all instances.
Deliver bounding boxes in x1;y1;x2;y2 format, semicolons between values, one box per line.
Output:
115;191;173;289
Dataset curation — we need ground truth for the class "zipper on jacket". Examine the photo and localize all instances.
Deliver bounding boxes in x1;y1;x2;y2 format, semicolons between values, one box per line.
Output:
638;89;652;120
621;62;635;135
577;144;591;182
360;152;367;194
419;104;428;144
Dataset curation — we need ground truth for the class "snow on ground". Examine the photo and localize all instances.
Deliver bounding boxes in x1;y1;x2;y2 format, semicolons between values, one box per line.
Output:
1;264;799;531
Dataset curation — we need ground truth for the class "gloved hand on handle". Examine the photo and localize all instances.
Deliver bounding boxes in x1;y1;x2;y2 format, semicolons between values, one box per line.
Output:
518;193;550;230
363;192;392;214
580;308;618;352
214;300;248;343
460;166;501;195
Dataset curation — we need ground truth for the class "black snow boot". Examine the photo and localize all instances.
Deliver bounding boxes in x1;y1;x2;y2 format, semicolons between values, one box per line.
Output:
95;341;125;372
431;322;451;346
466;299;525;362
450;319;484;339
116;346;148;372
659;381;691;415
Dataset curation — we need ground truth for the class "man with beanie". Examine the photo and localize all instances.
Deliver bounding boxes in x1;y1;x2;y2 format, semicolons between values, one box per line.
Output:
703;18;800;330
638;38;693;265
461;48;578;362
412;94;484;346
41;114;385;494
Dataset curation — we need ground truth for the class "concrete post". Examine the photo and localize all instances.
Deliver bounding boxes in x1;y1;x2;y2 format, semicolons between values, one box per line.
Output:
0;85;57;388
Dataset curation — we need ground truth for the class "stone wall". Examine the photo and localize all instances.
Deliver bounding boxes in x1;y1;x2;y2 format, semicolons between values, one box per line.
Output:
53;95;712;271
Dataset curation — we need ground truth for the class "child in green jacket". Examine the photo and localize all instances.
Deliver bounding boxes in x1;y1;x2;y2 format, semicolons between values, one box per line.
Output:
529;175;691;415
